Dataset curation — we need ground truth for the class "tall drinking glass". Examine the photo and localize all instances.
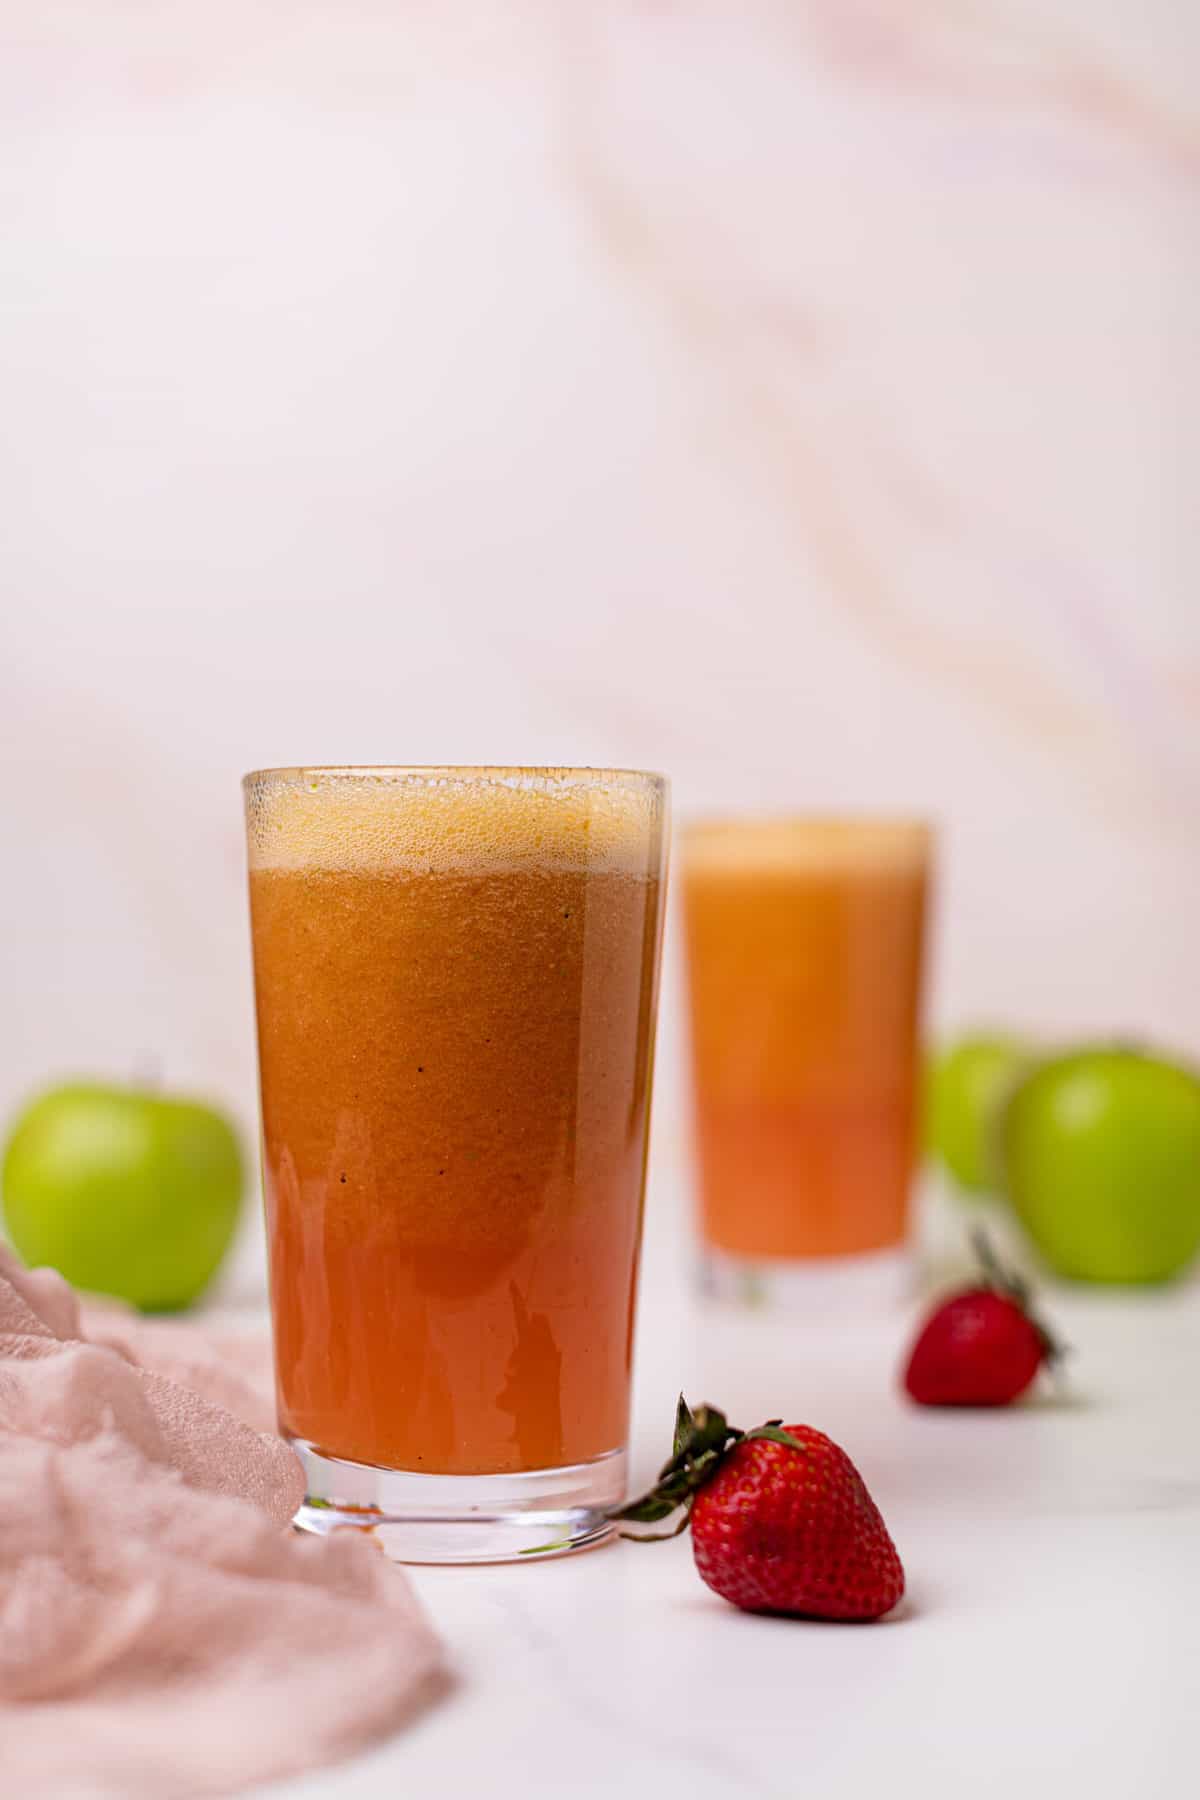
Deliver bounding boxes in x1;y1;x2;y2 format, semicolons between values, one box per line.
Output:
682;817;931;1304
244;767;668;1560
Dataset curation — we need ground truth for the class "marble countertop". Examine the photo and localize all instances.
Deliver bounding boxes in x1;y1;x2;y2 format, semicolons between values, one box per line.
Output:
265;1180;1198;1800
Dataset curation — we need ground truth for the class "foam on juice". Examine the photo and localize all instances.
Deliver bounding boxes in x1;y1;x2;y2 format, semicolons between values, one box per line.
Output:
245;767;665;876
682;817;930;877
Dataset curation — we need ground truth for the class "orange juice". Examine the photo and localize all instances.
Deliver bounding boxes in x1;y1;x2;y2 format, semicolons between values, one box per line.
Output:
245;769;667;1488
682;820;930;1263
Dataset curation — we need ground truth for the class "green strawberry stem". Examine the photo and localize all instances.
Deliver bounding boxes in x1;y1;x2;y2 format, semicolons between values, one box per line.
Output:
970;1226;1064;1366
520;1397;808;1553
611;1397;805;1543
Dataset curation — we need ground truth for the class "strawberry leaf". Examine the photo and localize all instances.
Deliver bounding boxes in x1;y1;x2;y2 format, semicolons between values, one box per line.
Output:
612;1398;744;1529
971;1226;1065;1366
971;1225;1031;1306
742;1424;808;1453
672;1393;696;1458
618;1502;695;1543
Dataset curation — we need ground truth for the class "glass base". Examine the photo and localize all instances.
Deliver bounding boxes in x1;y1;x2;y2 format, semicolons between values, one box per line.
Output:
290;1439;627;1563
698;1242;912;1310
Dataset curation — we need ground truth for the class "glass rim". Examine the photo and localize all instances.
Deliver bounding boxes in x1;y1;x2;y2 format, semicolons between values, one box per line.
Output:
243;764;668;791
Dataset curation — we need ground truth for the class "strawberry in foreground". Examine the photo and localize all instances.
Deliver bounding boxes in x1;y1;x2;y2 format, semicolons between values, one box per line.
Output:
611;1398;905;1621
903;1232;1062;1407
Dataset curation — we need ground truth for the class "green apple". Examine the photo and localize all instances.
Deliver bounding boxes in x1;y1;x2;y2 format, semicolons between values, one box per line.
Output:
1003;1047;1200;1284
926;1034;1035;1195
3;1082;243;1310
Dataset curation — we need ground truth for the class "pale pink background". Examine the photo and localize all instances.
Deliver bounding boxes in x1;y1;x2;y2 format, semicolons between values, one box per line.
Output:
2;4;1197;1234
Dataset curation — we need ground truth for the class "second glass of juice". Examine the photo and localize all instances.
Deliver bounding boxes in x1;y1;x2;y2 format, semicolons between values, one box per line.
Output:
682;817;930;1302
245;766;668;1561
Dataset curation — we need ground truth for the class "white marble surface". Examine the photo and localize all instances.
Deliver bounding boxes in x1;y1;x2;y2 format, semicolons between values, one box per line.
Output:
259;1176;1200;1800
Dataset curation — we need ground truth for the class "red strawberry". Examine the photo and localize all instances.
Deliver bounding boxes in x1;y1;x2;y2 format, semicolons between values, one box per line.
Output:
903;1232;1061;1407
613;1399;904;1621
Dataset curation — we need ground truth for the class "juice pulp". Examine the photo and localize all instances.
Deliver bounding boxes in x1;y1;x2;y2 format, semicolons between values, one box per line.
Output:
246;772;665;1476
682;820;929;1260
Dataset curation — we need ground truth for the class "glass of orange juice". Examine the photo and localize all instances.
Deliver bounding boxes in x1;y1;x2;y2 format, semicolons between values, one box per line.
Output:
681;817;931;1303
244;767;668;1560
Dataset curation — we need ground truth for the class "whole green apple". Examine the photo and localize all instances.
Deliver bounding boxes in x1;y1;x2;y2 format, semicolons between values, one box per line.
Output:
2;1082;243;1310
1003;1048;1200;1284
926;1034;1035;1195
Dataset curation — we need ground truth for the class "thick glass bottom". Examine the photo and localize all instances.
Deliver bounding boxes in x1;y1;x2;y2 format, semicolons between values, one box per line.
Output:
290;1439;627;1563
698;1242;911;1310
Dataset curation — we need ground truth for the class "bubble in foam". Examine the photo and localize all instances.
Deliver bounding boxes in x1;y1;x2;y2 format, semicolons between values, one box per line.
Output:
244;767;667;875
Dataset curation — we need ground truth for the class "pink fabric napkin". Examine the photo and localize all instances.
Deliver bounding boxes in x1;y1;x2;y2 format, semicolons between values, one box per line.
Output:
0;1247;444;1798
